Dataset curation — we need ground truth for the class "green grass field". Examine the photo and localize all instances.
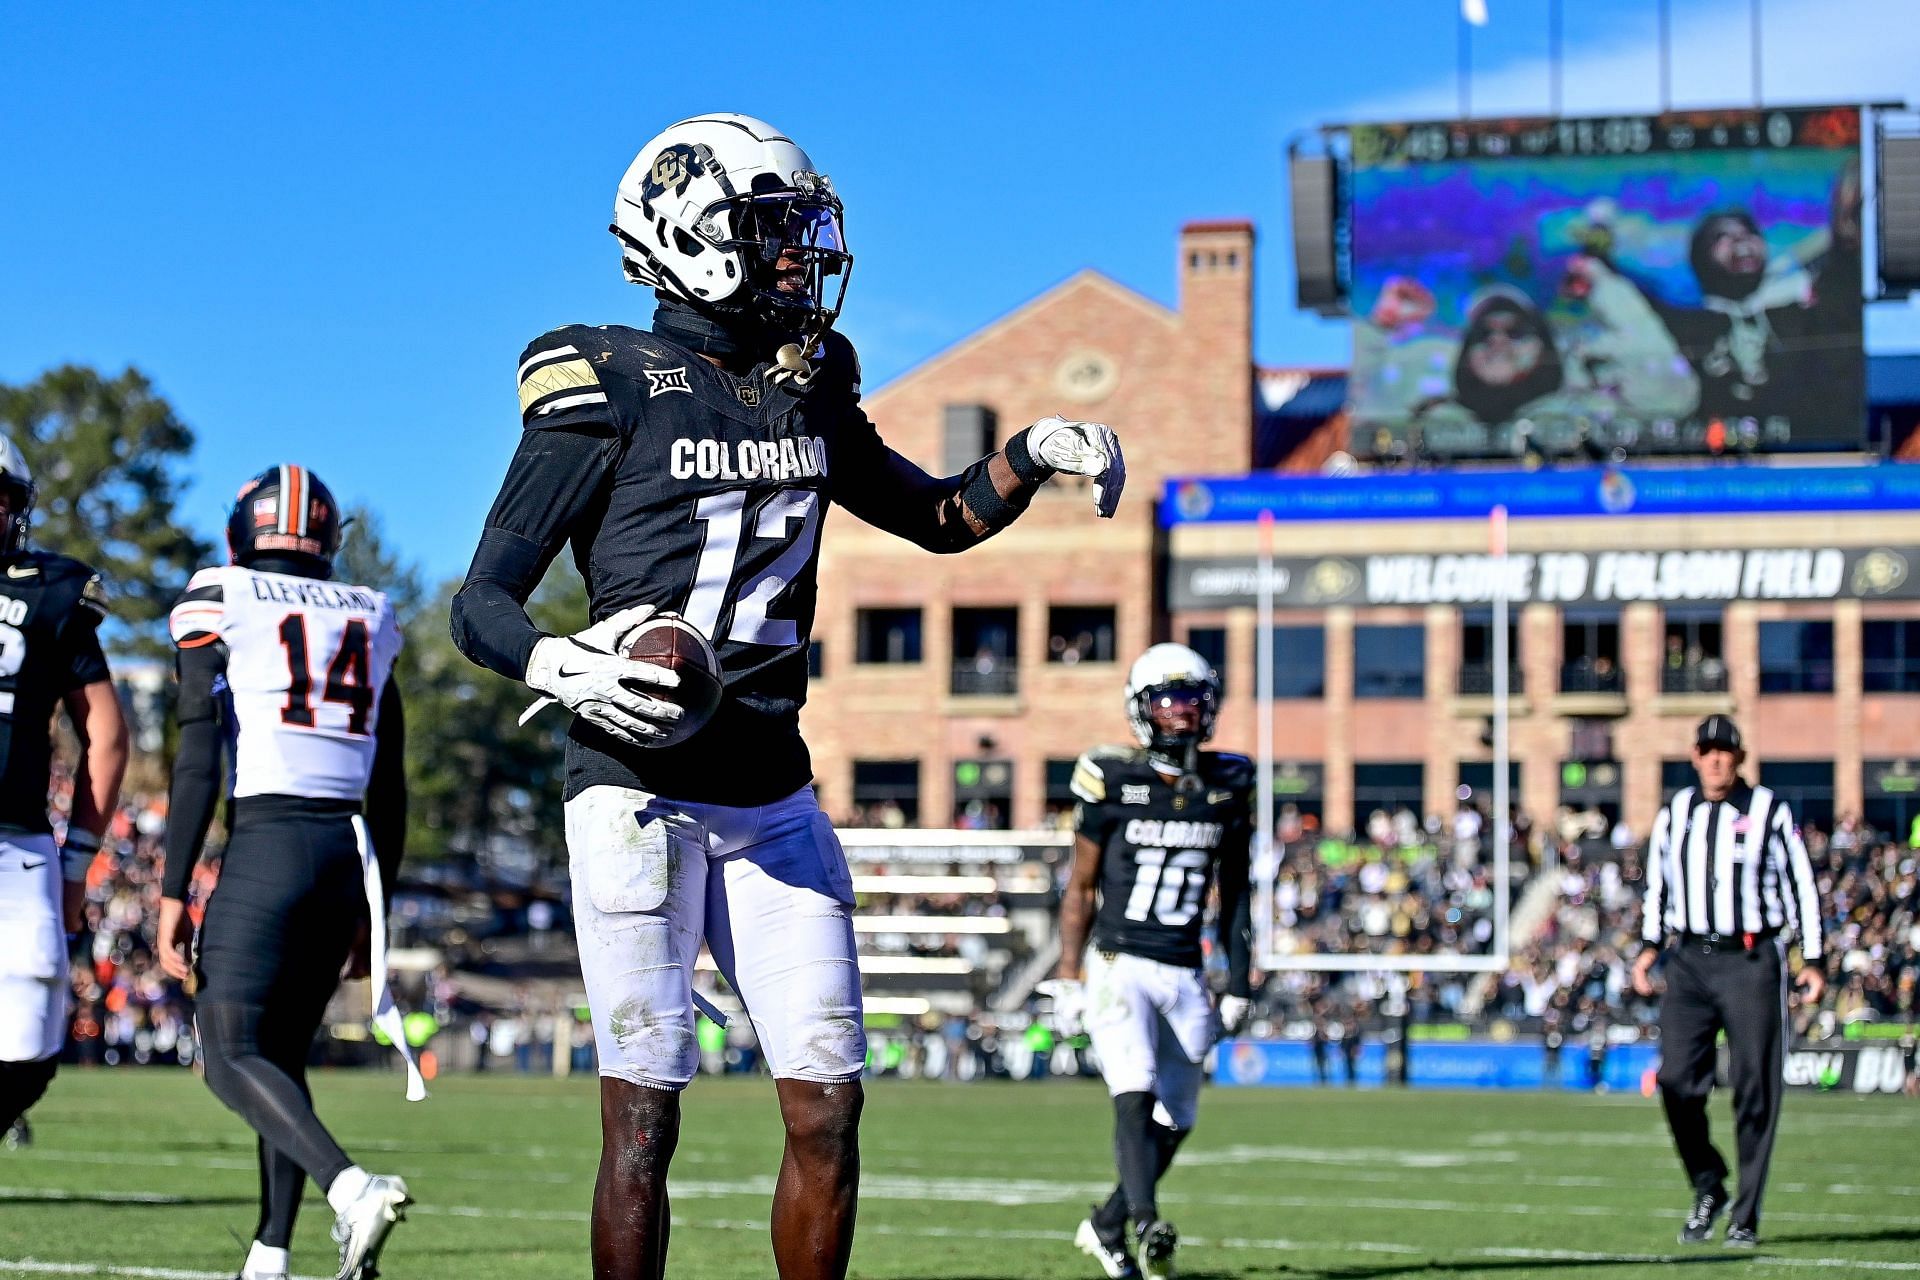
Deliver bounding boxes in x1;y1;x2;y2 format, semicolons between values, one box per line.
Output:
2;1070;1916;1279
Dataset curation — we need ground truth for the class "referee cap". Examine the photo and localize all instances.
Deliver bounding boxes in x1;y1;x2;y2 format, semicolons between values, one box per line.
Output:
1695;714;1742;752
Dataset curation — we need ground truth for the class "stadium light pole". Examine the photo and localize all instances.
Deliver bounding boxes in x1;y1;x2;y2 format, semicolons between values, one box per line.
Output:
1491;504;1511;964
1254;509;1276;963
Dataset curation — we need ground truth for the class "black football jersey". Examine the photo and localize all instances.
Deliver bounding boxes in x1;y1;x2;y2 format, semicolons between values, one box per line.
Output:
0;551;110;833
1071;747;1255;969
489;323;935;805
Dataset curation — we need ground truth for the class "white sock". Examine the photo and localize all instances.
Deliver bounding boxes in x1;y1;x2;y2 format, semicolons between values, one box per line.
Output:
327;1165;372;1213
242;1241;289;1276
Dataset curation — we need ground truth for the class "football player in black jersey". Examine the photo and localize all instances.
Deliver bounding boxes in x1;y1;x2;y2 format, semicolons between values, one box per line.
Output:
450;113;1125;1280
1044;644;1253;1280
0;433;129;1145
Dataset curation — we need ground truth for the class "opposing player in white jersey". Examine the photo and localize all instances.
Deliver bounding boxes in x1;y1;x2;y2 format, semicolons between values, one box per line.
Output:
0;433;128;1147
1044;644;1254;1280
158;466;415;1280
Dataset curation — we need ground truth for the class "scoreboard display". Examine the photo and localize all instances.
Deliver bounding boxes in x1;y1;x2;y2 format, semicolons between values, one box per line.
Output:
1336;107;1865;459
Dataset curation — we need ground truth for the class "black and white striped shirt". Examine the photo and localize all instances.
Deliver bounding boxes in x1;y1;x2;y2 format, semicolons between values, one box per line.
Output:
1642;783;1824;959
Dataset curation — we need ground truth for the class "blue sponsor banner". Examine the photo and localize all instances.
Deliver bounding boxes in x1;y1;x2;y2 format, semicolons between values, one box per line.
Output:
1216;1039;1390;1087
1216;1039;1661;1091
1161;463;1920;527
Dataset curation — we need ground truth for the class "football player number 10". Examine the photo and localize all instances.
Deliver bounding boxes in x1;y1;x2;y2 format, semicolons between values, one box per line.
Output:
1124;848;1210;927
683;490;823;648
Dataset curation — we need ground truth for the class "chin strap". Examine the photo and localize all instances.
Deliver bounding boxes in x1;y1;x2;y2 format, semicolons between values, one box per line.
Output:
1176;741;1204;795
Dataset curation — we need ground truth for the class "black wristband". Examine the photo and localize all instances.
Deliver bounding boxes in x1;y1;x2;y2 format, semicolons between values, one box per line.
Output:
1004;427;1055;485
960;465;1020;532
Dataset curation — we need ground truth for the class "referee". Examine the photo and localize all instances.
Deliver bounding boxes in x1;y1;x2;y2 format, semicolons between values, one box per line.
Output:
1631;715;1825;1249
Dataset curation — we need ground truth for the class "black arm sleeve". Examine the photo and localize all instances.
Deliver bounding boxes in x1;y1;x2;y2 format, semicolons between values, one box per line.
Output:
163;642;227;902
366;679;406;896
450;424;619;679
1216;829;1254;999
828;408;1042;553
819;333;1047;552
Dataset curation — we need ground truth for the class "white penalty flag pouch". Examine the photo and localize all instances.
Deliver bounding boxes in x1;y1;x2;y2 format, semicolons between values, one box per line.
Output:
353;815;429;1102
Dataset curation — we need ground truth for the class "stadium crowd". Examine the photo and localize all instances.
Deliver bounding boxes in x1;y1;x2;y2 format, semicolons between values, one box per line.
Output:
47;759;1918;1080
1499;813;1919;1042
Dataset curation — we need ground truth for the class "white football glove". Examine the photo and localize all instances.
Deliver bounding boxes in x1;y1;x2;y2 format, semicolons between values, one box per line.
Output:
1027;415;1126;519
1036;977;1087;1038
521;604;680;747
1217;995;1252;1037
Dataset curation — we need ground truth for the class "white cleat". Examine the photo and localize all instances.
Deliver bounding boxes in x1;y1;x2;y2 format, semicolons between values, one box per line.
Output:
1075;1218;1142;1279
1135;1218;1177;1280
331;1173;411;1280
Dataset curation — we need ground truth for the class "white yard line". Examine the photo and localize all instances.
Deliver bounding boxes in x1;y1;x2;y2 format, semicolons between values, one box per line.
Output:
8;1209;1920;1277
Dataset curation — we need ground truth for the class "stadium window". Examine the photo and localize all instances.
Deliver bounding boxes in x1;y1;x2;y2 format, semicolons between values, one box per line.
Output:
1662;608;1727;693
851;759;919;828
942;404;996;476
856;608;922;664
1353;762;1424;821
1560;610;1623;693
1458;761;1522;815
1352;625;1424;699
1758;620;1834;694
1459;610;1521;694
952;606;1019;695
1865;759;1920;843
952;758;1013;830
1045;758;1080;829
1863;619;1920;693
1557;759;1623;828
1185;626;1227;697
1047;606;1116;664
1270;625;1327;698
807;639;824;679
1661;759;1697;794
1759;760;1835;832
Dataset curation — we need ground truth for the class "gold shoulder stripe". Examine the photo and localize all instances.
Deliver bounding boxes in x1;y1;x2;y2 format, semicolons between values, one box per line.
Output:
518;358;601;414
1070;761;1106;803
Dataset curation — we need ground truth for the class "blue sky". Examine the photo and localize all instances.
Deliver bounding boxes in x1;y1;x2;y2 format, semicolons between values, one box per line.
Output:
2;0;1916;580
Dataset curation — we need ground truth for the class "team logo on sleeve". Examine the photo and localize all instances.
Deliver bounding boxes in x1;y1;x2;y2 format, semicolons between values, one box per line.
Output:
644;367;693;398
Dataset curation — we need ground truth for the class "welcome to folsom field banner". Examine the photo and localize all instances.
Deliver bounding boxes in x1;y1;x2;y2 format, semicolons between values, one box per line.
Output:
1169;546;1919;610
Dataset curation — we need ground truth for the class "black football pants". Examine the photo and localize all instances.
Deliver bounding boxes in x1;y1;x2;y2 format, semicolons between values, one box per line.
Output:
195;797;366;1247
0;1055;57;1130
1655;938;1788;1233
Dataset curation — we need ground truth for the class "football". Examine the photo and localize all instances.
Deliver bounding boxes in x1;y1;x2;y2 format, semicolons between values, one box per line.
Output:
624;612;724;748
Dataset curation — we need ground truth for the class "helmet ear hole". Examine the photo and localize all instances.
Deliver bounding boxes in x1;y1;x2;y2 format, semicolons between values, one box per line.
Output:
671;228;704;258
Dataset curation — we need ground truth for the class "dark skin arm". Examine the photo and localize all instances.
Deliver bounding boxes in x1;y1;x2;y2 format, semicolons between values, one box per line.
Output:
59;680;129;931
1052;834;1104;982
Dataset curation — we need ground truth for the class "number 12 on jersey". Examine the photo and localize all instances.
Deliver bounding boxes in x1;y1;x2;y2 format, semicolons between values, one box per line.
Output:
684;489;822;648
277;613;375;735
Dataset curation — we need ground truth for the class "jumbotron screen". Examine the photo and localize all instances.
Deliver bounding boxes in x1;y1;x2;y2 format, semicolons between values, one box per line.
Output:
1342;106;1864;459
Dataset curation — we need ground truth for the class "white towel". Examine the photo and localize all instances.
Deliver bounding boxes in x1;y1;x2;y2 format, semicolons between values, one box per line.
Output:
353;815;428;1102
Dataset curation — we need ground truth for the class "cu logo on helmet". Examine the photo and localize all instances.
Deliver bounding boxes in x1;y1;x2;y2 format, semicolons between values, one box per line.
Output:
644;144;705;202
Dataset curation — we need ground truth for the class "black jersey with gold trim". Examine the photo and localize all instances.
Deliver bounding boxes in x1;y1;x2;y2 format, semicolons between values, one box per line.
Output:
1071;746;1255;970
469;321;912;805
0;551;110;833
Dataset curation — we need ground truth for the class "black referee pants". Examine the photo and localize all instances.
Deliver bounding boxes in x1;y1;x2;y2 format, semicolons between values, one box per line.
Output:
1655;937;1788;1232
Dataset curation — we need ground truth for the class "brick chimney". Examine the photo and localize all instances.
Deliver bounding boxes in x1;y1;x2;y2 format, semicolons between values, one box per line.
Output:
1171;220;1256;474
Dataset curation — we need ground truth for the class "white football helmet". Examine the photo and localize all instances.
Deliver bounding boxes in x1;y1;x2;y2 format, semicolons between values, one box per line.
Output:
612;113;851;343
0;432;34;555
1124;643;1221;755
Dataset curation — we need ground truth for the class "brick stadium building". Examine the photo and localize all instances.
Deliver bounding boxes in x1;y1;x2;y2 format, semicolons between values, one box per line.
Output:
808;222;1920;841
